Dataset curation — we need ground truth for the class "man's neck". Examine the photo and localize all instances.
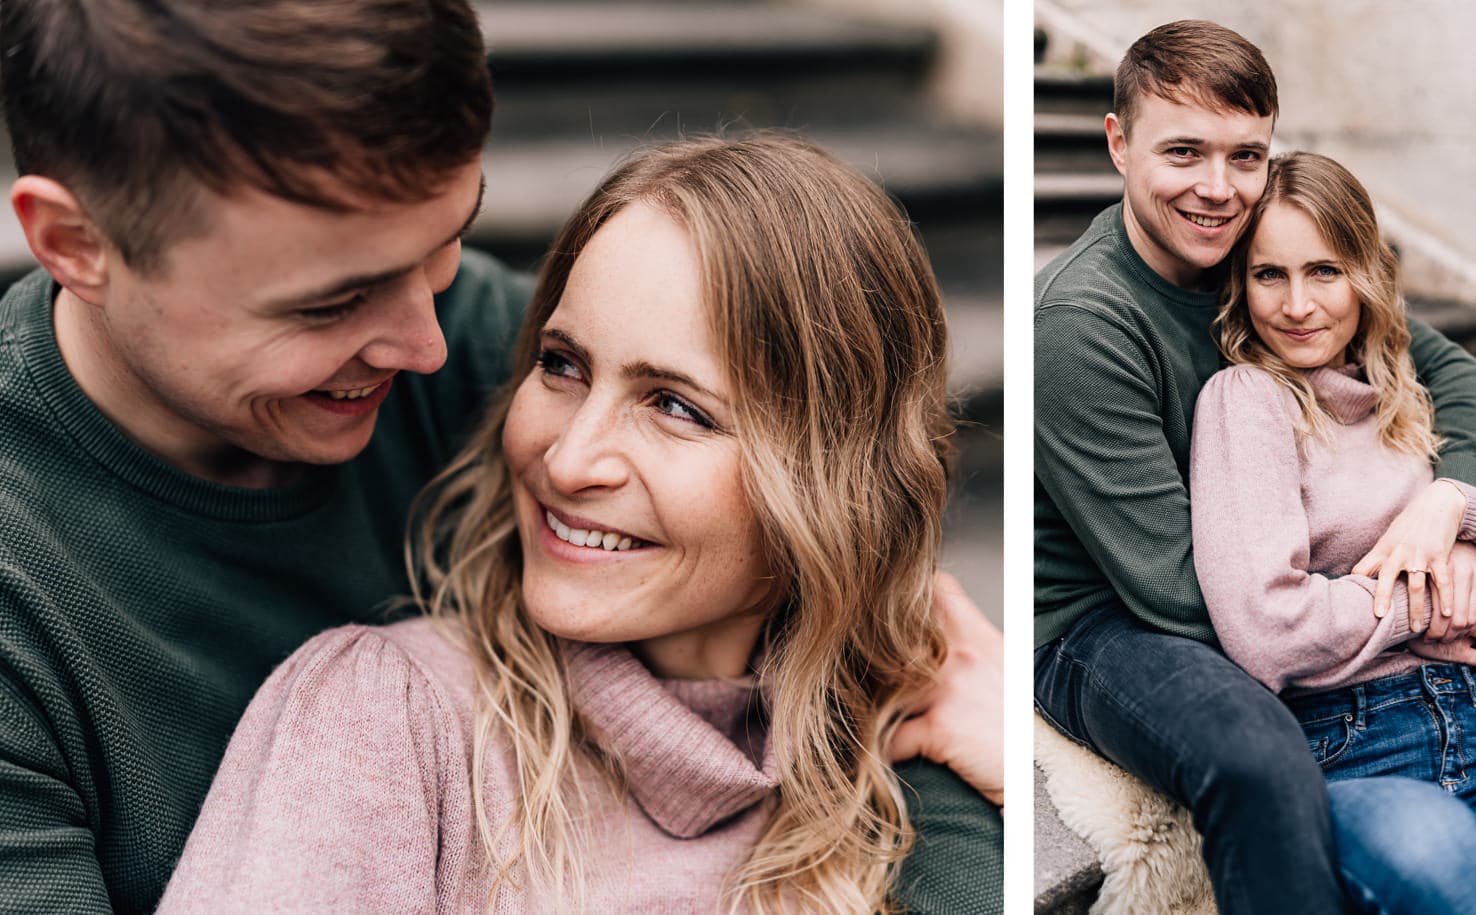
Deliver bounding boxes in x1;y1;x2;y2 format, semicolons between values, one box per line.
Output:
51;287;308;489
1120;202;1216;292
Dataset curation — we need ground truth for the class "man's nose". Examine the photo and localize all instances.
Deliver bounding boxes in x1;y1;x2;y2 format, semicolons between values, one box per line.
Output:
358;271;449;375
1196;162;1234;204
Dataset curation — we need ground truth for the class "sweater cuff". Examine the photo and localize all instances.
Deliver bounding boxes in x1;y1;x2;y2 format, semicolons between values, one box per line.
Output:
1381;584;1421;646
1438;477;1476;541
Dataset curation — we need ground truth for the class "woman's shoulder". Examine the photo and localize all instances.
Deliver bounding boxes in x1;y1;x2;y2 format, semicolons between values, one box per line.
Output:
1198;363;1300;414
265;617;480;735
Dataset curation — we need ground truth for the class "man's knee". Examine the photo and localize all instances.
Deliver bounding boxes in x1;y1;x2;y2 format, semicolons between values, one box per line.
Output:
1189;697;1328;813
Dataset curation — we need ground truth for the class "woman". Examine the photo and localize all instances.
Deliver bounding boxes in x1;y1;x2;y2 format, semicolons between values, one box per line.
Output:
1191;151;1476;914
157;135;973;913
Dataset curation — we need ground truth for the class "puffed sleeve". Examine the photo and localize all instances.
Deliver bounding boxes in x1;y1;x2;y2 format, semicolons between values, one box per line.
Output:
1190;367;1420;692
157;626;473;913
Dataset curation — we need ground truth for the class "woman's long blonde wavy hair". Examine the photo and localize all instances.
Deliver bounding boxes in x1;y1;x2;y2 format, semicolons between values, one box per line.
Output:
409;134;953;913
1215;151;1441;460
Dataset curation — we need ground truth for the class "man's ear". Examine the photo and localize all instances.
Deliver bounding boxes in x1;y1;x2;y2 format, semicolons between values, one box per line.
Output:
10;175;111;305
1105;112;1129;177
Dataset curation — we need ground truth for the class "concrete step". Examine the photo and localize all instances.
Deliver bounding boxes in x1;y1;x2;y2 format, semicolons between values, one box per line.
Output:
1034;68;1114;117
1035;111;1106;139
1034;172;1121;202
472;128;1001;265
947;293;1002;402
475;2;935;66
1035;113;1116;176
1034;764;1101;915
479;2;937;138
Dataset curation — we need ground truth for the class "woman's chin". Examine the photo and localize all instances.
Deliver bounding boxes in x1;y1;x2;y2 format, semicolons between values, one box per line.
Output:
521;587;635;645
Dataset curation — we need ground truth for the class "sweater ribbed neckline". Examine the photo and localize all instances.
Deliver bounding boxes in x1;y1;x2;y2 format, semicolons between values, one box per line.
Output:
11;270;342;522
1307;363;1379;425
1107;204;1224;311
562;640;776;839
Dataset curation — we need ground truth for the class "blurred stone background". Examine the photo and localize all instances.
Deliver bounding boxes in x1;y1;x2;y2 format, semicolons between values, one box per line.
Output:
0;1;1004;625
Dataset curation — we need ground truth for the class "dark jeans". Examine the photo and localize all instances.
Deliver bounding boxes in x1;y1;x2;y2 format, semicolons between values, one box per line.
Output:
1035;603;1345;915
1288;665;1476;915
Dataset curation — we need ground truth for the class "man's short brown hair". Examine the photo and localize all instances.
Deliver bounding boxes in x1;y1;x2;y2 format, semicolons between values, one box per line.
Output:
1114;20;1278;135
1;0;493;273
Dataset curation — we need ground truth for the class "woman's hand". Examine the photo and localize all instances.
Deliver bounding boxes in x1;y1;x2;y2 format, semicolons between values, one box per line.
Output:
888;572;1003;807
1353;480;1467;631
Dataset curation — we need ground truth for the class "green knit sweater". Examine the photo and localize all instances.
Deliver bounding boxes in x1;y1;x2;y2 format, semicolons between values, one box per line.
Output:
1035;204;1476;648
0;252;528;913
0;252;999;913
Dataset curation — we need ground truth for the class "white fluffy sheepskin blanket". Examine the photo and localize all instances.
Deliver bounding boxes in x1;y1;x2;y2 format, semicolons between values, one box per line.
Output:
1034;714;1216;915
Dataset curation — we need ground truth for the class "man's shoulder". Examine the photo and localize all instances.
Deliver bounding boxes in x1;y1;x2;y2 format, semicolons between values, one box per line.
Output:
1036;206;1126;294
0;269;52;338
1034;208;1153;328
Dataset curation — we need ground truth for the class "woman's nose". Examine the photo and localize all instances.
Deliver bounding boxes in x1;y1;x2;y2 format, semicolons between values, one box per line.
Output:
542;399;631;494
1284;281;1317;321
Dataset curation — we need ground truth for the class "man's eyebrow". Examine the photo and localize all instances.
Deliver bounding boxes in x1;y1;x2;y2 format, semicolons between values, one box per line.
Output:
268;175;486;309
541;327;725;402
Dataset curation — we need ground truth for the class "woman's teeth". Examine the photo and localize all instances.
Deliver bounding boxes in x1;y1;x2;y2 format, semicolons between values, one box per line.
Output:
546;510;639;551
326;383;380;400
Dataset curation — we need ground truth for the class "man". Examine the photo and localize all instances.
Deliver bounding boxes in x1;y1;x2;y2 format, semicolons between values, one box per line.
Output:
1035;20;1476;913
0;2;998;911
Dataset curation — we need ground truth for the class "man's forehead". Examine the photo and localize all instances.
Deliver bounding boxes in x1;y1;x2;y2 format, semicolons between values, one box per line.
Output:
1130;88;1273;141
169;160;484;309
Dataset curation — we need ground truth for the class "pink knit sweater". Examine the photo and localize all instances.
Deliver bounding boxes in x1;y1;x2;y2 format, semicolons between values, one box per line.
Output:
157;618;778;912
1190;364;1476;694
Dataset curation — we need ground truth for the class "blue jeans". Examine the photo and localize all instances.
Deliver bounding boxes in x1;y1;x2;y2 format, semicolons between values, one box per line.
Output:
1287;665;1476;915
1035;603;1345;915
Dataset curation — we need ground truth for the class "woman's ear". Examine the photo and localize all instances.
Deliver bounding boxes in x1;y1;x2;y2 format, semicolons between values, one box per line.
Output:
10;175;111;305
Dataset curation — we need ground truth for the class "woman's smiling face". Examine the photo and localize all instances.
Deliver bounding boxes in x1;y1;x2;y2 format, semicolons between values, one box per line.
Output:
502;201;775;679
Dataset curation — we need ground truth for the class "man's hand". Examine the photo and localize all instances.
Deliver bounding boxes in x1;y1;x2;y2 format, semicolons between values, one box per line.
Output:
889;572;1003;807
1408;634;1476;664
1424;541;1476;642
1353;480;1467;630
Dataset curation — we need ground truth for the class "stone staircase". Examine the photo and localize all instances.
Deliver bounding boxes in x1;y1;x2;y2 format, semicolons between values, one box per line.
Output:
1033;67;1116;271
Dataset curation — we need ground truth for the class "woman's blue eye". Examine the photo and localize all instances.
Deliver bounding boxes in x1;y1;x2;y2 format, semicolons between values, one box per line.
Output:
654;392;715;429
1313;264;1341;278
536;349;581;379
1253;268;1283;281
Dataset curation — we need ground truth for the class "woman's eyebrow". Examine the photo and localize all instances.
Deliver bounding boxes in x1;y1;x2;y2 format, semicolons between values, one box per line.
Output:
623;360;724;402
541;327;590;365
543;326;725;401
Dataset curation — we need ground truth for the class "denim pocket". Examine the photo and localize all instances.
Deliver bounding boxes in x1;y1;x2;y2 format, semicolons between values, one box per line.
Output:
1300;713;1354;767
